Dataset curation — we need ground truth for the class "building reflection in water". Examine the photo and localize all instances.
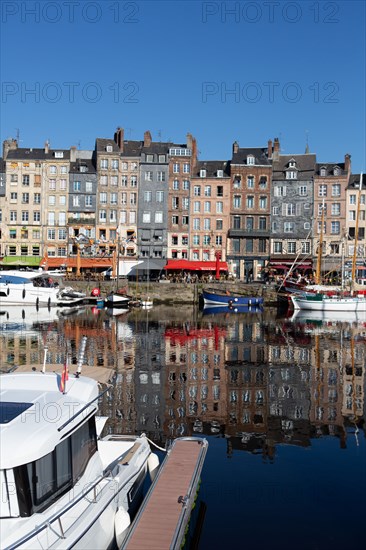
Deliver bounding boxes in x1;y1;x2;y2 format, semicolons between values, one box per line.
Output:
0;305;364;458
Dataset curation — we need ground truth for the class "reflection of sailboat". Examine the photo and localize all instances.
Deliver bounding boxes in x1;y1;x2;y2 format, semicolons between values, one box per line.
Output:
290;308;366;325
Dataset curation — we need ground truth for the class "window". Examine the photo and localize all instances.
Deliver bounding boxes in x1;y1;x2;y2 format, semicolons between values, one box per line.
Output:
22;193;30;203
246;239;253;252
247;176;254;188
317;221;326;234
259;238;266;252
21;211;29;222
317;185;327;197
285;203;295;216
247;155;255;165
232;238;240;253
259;177;267;188
110;176;118;186
48;212;55;225
275;186;286;197
182;198;189;210
299;186;307;196
193;201;200;213
183;163;190;173
286;170;297;179
331;221;340;234
172;215;178;225
121;162;128;170
85;196;92;207
49;179;56;190
216;201;223;213
48;229;56;240
130;193;137;205
203;235;211;245
194;186;201;196
284;222;294;233
272;206;279;216
204;218;211;230
204;201;211;213
10;174;18;182
10;192;17;202
246;217;254;230
100;159;108;169
34;211;40;222
73;196;80;207
217;185;223;197
332;184;341;196
9;229;17;239
48;195;56;206
121;192;127;205
100;175;108;186
216;219;223;230
145;171;153;181
99;210;107;222
193;218;200;230
304;222;311;230
49;165;57;174
274;241;282;253
156;191;164;202
182;216;189;225
331;203;340;215
121;175;128;187
183;179;190;190
349;211;356;221
247;196;254;208
233;216;241;229
193;235;200;245
157;171;165;182
34;193;41;204
233;195;241;208
173;179;179;190
259;217;267;230
155;211;163;223
60;179;67;190
99;192;107;204
10;211;17;222
58;229;67;240
144;191;152;202
330;243;339;254
200;169;207;178
204;186;211;197
233;177;241;188
111;159;119;170
172;197;179;209
173;163;179;173
302;241;310;254
288;241;296;254
259;196;267;209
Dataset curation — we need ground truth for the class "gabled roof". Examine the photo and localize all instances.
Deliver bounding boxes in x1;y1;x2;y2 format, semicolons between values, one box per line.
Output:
272;154;316;180
347;173;365;190
6;148;70;161
192;160;231;178
232;147;271;166
315;163;347;176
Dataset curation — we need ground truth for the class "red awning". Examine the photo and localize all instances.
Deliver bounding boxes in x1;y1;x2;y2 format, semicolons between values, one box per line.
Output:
164;259;229;272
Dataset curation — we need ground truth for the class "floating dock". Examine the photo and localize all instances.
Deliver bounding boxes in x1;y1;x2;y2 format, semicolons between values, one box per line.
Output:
122;437;208;550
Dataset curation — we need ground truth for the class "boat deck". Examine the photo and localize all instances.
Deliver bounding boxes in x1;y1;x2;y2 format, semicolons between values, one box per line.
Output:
122;437;208;550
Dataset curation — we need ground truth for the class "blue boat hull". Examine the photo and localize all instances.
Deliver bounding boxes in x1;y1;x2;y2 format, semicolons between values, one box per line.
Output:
202;289;263;306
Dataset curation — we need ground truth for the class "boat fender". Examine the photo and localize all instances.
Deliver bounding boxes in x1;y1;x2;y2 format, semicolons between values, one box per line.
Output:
249;299;251;305
36;297;39;309
234;297;238;302
114;507;131;548
228;299;233;306
7;288;10;296
22;289;26;299
48;297;51;308
148;452;160;482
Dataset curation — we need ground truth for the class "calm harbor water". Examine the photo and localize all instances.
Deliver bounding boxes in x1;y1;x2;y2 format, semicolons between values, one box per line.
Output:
1;304;365;549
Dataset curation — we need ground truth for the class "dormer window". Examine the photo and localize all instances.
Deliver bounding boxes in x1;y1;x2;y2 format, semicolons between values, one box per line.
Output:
54;151;64;158
286;170;297;180
288;159;296;168
320;167;327;177
247;155;255;165
106;145;113;153
333;166;340;176
217;170;224;178
200;169;207;178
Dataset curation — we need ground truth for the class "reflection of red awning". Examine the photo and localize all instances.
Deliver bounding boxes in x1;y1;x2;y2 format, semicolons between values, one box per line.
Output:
164;259;229;272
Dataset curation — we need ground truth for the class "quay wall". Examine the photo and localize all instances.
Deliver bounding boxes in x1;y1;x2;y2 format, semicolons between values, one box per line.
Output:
63;280;281;306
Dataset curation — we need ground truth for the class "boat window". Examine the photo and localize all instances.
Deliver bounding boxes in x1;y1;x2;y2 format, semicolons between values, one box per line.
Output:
0;401;33;423
13;418;96;516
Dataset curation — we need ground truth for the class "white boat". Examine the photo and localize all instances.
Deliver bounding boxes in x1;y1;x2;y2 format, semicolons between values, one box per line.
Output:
290;292;366;312
0;270;85;307
0;371;159;550
105;292;132;308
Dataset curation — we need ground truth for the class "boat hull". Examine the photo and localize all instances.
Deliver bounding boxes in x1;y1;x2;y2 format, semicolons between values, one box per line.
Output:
291;294;366;312
203;304;263;315
202;289;263;307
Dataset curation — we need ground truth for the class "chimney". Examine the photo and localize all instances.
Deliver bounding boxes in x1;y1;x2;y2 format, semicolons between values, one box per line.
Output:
344;153;351;174
232;141;239;154
186;132;193;150
273;137;280;161
114;127;124;152
70;146;77;163
2;138;18;159
191;137;198;169
144;131;152;148
267;139;273;159
45;141;49;154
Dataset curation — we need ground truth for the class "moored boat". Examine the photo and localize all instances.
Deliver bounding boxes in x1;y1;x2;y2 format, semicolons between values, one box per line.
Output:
0;371;160;549
290;292;366;313
202;288;263;307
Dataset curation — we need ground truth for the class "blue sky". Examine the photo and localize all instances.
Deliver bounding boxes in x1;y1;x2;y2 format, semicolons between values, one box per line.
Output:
1;0;365;171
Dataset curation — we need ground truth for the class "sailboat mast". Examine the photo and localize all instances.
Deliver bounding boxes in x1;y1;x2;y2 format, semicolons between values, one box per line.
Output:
351;173;363;282
315;199;325;284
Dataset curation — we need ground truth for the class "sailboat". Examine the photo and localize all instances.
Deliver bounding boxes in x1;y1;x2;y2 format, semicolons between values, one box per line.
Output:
291;175;366;313
105;242;132;309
